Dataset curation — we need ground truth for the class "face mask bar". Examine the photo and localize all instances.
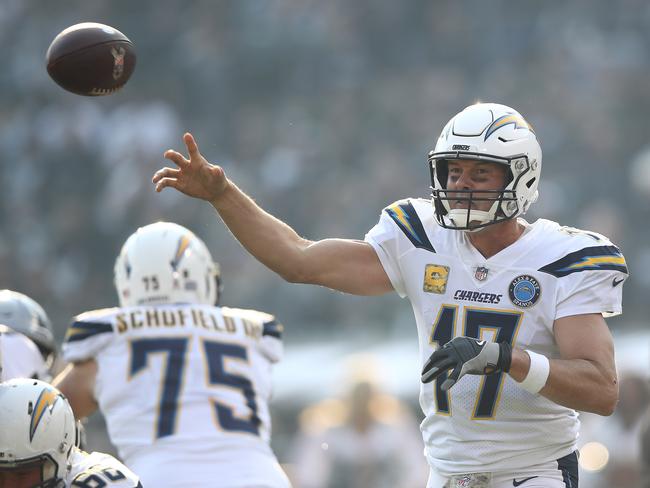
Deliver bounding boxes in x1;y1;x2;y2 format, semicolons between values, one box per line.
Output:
428;150;527;231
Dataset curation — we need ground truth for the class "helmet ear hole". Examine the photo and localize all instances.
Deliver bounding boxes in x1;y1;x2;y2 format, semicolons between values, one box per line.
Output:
526;178;536;188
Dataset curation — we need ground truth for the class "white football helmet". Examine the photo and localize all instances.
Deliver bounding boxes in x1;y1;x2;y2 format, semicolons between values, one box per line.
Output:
114;222;221;307
428;102;542;231
0;379;77;488
0;290;57;368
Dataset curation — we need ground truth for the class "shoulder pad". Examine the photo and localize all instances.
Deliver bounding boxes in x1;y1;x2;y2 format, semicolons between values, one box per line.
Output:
64;308;118;344
384;199;436;252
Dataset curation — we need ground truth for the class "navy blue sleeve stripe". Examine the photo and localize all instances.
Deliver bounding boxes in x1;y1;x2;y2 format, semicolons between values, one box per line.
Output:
538;245;628;277
64;320;113;343
384;200;436;253
262;320;283;339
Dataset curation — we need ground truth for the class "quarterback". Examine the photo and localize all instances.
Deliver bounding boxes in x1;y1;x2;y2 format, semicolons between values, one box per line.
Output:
54;222;291;488
153;103;627;487
0;379;141;488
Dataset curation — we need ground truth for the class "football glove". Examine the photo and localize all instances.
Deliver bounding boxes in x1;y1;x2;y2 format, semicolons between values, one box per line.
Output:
421;337;512;391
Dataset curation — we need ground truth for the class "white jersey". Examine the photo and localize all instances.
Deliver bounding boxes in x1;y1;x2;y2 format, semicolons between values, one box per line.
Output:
66;449;141;487
365;198;628;477
0;325;49;381
62;304;291;488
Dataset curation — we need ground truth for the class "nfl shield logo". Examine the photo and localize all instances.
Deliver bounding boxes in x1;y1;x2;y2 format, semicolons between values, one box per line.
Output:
474;266;489;281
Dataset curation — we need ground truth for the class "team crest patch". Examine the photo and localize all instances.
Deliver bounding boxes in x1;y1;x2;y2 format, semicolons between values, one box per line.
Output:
423;264;449;294
474;266;489;281
508;275;541;308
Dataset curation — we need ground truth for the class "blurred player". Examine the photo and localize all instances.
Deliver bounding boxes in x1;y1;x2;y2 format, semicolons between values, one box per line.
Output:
0;290;58;381
291;379;428;488
0;378;141;488
54;222;291;488
153;102;627;487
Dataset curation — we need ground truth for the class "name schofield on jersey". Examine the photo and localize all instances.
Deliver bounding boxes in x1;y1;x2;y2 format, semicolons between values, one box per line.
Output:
453;289;502;304
115;307;264;339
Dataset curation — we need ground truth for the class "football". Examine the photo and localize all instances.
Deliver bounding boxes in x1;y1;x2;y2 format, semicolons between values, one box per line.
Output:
46;22;136;96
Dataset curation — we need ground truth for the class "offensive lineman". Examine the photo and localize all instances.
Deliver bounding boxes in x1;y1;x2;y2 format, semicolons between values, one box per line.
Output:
152;103;628;487
54;222;291;488
0;378;141;488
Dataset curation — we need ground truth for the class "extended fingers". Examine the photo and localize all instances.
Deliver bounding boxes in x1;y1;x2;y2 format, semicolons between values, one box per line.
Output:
184;132;201;160
421;356;455;384
154;177;181;193
152;166;180;184
164;149;190;168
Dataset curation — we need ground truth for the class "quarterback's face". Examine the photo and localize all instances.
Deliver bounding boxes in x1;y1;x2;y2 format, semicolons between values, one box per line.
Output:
446;159;508;212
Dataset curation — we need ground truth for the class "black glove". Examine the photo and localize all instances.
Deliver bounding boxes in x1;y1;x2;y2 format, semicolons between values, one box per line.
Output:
421;337;512;391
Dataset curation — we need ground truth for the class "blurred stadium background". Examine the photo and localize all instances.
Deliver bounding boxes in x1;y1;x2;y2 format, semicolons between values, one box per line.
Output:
2;0;649;486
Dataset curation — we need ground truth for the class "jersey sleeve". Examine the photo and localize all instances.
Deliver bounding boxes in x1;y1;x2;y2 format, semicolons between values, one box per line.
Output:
62;309;117;363
539;244;628;319
364;204;409;298
259;315;284;364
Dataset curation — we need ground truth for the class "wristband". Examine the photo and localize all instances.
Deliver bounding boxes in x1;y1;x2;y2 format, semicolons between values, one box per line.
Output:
518;350;550;394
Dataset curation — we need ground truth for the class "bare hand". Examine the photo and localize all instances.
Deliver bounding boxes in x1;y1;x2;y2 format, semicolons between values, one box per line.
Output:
152;133;228;204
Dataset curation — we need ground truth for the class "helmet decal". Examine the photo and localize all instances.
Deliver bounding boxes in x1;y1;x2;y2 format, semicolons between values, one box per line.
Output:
29;387;60;442
484;114;534;141
171;233;193;271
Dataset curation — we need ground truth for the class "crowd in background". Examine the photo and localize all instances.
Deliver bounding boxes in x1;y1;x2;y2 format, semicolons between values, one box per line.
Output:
2;0;650;486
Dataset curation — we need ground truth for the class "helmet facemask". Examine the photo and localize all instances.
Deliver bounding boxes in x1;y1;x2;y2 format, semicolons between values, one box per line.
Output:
429;152;537;231
428;103;541;232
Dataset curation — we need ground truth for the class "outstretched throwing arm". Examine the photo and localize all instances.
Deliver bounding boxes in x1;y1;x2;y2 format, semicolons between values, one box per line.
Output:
153;133;393;296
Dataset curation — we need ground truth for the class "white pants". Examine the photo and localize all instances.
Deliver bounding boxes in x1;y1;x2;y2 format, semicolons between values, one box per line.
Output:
427;451;578;488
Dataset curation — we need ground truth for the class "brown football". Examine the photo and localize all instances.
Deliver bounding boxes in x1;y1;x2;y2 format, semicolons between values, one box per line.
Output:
46;22;136;96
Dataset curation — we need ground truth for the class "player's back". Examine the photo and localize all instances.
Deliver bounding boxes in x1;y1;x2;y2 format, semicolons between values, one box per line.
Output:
63;304;290;488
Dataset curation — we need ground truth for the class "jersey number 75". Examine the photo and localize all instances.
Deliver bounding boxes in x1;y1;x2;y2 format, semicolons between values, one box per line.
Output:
129;338;260;438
